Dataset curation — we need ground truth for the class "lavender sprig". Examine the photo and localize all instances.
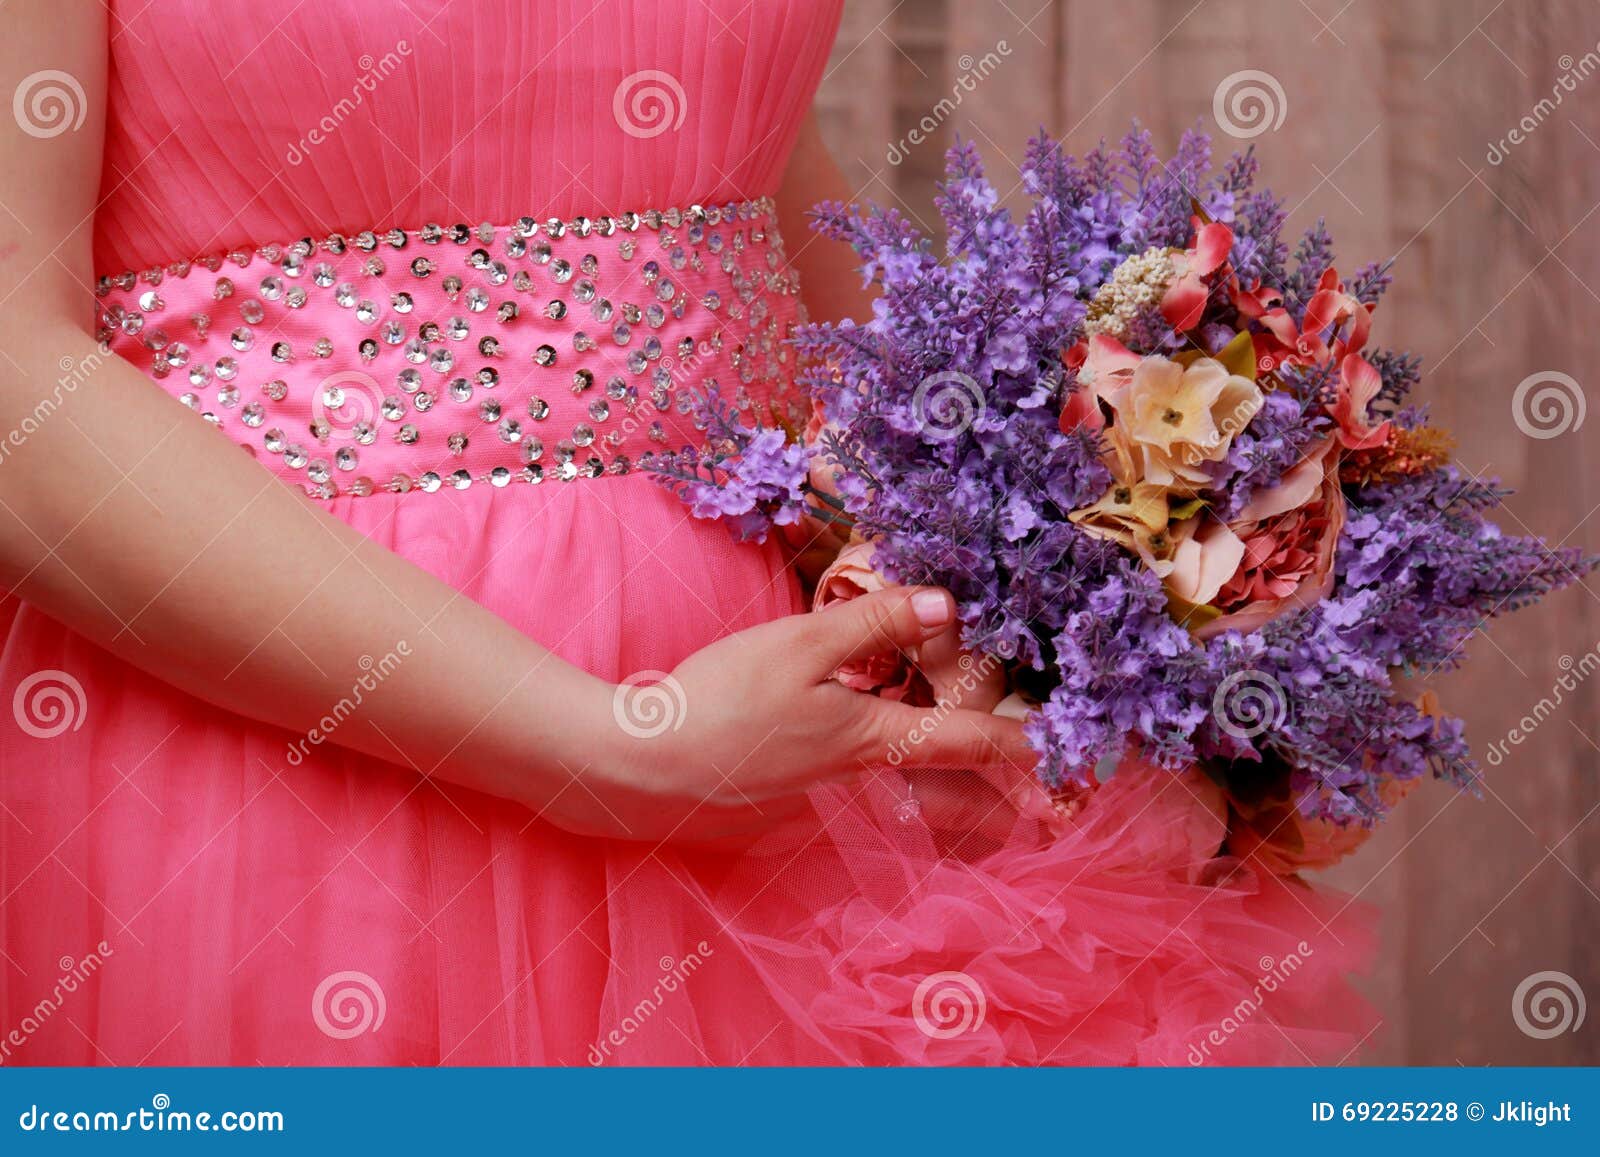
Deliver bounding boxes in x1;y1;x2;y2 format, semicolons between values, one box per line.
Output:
646;387;812;544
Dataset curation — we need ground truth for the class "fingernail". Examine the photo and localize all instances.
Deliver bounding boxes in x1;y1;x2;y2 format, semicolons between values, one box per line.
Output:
911;589;952;629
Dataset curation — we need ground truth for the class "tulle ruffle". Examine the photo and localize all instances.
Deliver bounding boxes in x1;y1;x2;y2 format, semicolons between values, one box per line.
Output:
705;762;1378;1066
0;480;1377;1066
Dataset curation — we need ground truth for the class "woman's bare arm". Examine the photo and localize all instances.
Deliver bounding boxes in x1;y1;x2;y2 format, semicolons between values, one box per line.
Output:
0;14;1035;842
776;109;876;325
0;4;619;807
773;109;871;576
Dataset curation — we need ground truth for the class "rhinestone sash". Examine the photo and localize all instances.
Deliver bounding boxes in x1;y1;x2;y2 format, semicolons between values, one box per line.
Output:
93;199;807;498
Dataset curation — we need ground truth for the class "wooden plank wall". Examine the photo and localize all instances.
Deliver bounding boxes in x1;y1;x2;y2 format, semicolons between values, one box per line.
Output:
814;0;1600;1065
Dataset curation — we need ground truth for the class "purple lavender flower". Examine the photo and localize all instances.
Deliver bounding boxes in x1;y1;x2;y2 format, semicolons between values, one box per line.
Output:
646;387;811;544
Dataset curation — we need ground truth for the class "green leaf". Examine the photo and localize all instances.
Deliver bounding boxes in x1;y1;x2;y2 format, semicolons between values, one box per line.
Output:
1165;591;1223;633
1168;496;1209;521
1213;330;1258;381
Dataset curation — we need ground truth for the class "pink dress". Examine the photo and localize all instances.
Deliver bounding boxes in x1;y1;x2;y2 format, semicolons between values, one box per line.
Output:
0;0;1376;1065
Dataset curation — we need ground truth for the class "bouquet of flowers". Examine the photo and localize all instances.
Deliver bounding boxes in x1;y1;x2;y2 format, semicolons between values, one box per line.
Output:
649;126;1593;866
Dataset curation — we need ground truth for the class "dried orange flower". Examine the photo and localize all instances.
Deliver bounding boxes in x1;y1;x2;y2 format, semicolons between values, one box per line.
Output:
1340;424;1456;487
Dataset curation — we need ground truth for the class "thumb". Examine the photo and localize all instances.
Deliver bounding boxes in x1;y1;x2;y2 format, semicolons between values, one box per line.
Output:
801;586;957;675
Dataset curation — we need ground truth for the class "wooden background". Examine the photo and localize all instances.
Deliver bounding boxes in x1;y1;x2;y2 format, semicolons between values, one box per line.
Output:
814;0;1600;1065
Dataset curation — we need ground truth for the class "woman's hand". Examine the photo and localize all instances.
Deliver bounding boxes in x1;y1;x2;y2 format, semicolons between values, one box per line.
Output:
901;622;1056;843
557;587;1037;844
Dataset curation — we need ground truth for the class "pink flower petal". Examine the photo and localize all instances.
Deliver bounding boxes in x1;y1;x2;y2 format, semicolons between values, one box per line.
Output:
1059;387;1104;433
1332;355;1391;450
1237;439;1334;521
1193;221;1234;275
1160;275;1209;330
1167;520;1247;607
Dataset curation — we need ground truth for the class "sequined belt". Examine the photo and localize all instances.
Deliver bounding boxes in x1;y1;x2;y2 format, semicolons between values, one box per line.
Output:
93;198;808;497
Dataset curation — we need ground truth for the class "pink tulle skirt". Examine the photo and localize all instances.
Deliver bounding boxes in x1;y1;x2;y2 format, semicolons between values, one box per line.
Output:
0;478;1376;1064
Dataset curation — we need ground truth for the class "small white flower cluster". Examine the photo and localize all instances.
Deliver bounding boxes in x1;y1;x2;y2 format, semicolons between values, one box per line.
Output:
1083;247;1176;341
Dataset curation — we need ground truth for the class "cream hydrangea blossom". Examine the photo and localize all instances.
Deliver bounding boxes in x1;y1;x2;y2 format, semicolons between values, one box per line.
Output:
1105;355;1263;489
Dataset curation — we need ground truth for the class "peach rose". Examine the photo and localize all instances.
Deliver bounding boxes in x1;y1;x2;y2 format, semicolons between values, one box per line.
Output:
1226;775;1419;877
813;542;927;703
1166;438;1346;639
814;540;889;607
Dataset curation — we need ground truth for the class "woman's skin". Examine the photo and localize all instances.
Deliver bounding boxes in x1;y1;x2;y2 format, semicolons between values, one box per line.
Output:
0;4;1035;844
